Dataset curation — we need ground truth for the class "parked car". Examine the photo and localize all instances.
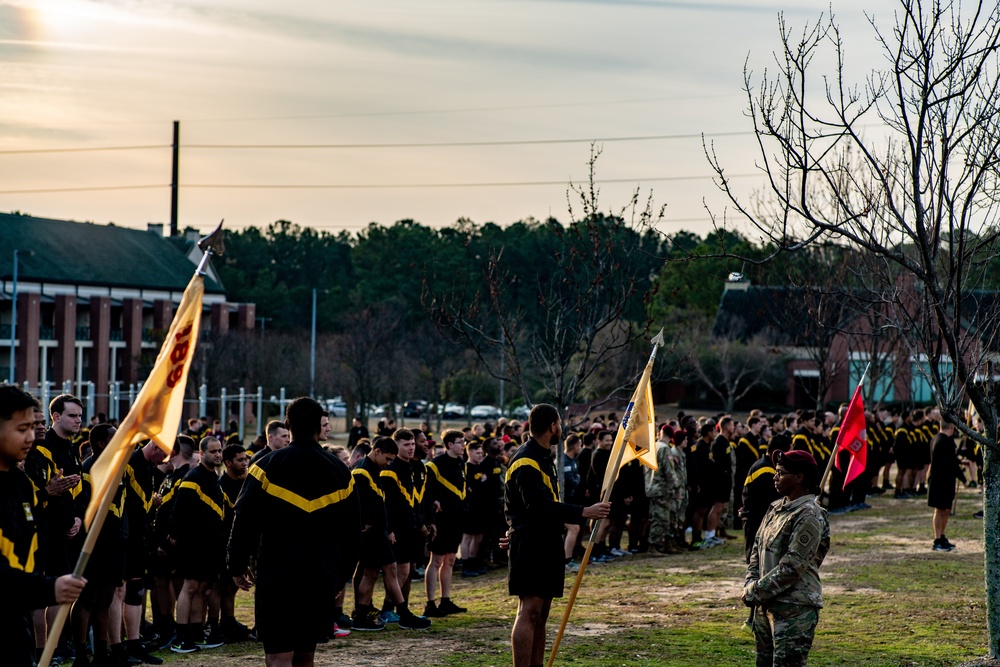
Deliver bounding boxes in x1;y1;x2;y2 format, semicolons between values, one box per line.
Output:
470;404;501;419
441;403;466;419
326;397;347;418
510;404;530;420
404;400;428;418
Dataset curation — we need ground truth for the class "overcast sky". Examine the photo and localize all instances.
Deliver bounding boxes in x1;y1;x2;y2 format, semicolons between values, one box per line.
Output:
0;0;889;235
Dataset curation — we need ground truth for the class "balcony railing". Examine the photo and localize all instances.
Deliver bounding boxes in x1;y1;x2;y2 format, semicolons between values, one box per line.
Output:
39;326;55;340
142;328;156;343
0;324;10;338
110;328;124;341
76;326;90;340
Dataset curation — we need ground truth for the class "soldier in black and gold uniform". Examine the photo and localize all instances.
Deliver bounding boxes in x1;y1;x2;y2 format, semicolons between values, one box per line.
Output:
422;429;468;618
504;403;610;667
0;385;86;667
228;397;361;666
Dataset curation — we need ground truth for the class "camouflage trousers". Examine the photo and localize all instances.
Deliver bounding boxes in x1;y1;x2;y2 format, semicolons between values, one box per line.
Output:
649;495;686;544
752;601;819;667
648;495;674;545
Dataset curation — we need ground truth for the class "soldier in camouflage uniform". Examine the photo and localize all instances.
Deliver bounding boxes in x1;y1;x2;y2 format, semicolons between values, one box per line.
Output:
742;450;830;667
667;429;690;548
645;426;676;552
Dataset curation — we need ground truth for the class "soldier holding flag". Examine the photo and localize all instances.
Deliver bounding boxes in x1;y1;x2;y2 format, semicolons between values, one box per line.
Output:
505;403;610;667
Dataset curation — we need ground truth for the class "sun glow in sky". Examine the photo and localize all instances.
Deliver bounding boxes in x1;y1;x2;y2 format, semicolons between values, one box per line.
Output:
0;0;886;234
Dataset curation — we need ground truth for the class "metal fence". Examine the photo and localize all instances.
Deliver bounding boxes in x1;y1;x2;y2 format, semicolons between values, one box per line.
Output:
16;381;304;443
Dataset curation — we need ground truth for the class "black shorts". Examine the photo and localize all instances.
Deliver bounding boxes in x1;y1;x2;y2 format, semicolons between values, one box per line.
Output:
713;475;733;504
462;507;488;535
176;543;223;582
508;528;565;599
85;537;126;587
255;581;329;655
124;538;147;580
392;528;420;564
360;529;396;568
429;518;462;556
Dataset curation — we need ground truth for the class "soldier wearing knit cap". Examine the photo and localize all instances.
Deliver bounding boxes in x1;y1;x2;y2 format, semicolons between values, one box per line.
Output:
742;449;830;667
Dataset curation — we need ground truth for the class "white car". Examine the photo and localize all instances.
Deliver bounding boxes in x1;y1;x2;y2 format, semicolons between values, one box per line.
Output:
470;405;501;419
441;403;466;419
326;398;347;418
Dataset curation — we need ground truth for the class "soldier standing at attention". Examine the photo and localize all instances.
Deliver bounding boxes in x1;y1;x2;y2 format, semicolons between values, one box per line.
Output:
742;450;830;667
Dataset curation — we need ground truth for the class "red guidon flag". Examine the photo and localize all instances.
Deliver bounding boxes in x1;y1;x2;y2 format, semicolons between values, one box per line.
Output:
834;383;868;490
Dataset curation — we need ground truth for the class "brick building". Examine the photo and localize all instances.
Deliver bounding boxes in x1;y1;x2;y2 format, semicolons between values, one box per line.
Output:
713;277;995;409
0;213;255;413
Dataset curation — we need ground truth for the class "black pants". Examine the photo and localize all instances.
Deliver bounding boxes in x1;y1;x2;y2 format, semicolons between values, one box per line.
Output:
2;610;35;667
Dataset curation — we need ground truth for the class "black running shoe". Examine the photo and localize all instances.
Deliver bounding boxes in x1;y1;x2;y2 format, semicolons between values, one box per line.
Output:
437;599;467;615
169;640;198;654
398;612;432;630
351;609;385;632
423;601;445;618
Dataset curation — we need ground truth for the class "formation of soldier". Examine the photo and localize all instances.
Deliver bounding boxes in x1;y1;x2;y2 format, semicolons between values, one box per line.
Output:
1;387;983;667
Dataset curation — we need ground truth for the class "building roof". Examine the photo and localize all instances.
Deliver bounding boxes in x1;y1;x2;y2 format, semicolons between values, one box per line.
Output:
0;213;225;294
714;284;855;347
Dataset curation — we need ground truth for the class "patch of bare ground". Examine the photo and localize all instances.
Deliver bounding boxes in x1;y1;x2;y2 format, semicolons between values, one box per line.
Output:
956;660;1000;667
182;635;484;667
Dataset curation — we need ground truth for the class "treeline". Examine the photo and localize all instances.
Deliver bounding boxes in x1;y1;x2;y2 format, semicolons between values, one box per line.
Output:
211;215;961;414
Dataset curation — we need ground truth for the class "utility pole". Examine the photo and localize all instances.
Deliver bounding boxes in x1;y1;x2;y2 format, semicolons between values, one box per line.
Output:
170;120;179;237
8;249;19;384
310;288;317;398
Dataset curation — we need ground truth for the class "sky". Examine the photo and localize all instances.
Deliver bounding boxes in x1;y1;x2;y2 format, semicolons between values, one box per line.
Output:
0;0;889;235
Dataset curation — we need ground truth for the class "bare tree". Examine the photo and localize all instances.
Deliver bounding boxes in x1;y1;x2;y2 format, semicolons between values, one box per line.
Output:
426;146;665;428
686;312;785;412
331;301;404;422
706;1;1000;653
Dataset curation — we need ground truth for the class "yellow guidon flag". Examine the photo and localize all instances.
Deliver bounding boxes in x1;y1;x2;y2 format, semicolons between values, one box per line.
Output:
598;334;661;498
84;274;204;530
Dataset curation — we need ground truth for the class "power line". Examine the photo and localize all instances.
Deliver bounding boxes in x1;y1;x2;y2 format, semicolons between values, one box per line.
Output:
0;145;170;155
184;174;758;190
185;131;751;150
0;131;748;156
0;173;760;196
178;94;739;123
0;184;167;194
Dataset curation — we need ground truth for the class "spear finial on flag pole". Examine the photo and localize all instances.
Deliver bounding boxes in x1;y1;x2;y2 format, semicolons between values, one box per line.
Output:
38;222;225;667
546;328;664;667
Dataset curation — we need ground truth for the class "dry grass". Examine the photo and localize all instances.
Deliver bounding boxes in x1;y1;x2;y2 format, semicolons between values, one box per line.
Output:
152;485;989;666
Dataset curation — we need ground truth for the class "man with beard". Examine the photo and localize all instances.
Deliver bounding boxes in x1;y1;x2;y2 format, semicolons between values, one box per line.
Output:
505;404;610;667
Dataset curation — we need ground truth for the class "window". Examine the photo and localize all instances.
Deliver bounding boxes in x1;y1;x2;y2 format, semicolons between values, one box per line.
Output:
848;353;894;403
909;355;954;404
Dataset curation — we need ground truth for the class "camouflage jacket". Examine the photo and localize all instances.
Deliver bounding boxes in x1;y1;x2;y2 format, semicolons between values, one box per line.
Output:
744;494;830;608
645;440;675;497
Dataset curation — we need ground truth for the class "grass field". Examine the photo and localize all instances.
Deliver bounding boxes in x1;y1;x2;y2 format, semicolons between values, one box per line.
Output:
155;486;989;666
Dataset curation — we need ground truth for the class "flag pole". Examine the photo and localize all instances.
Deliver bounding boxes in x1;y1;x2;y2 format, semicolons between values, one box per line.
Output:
38;221;224;667
819;362;871;499
545;329;664;667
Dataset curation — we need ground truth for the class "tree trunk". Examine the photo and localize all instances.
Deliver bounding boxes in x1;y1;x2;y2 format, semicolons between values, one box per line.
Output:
984;442;1000;658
